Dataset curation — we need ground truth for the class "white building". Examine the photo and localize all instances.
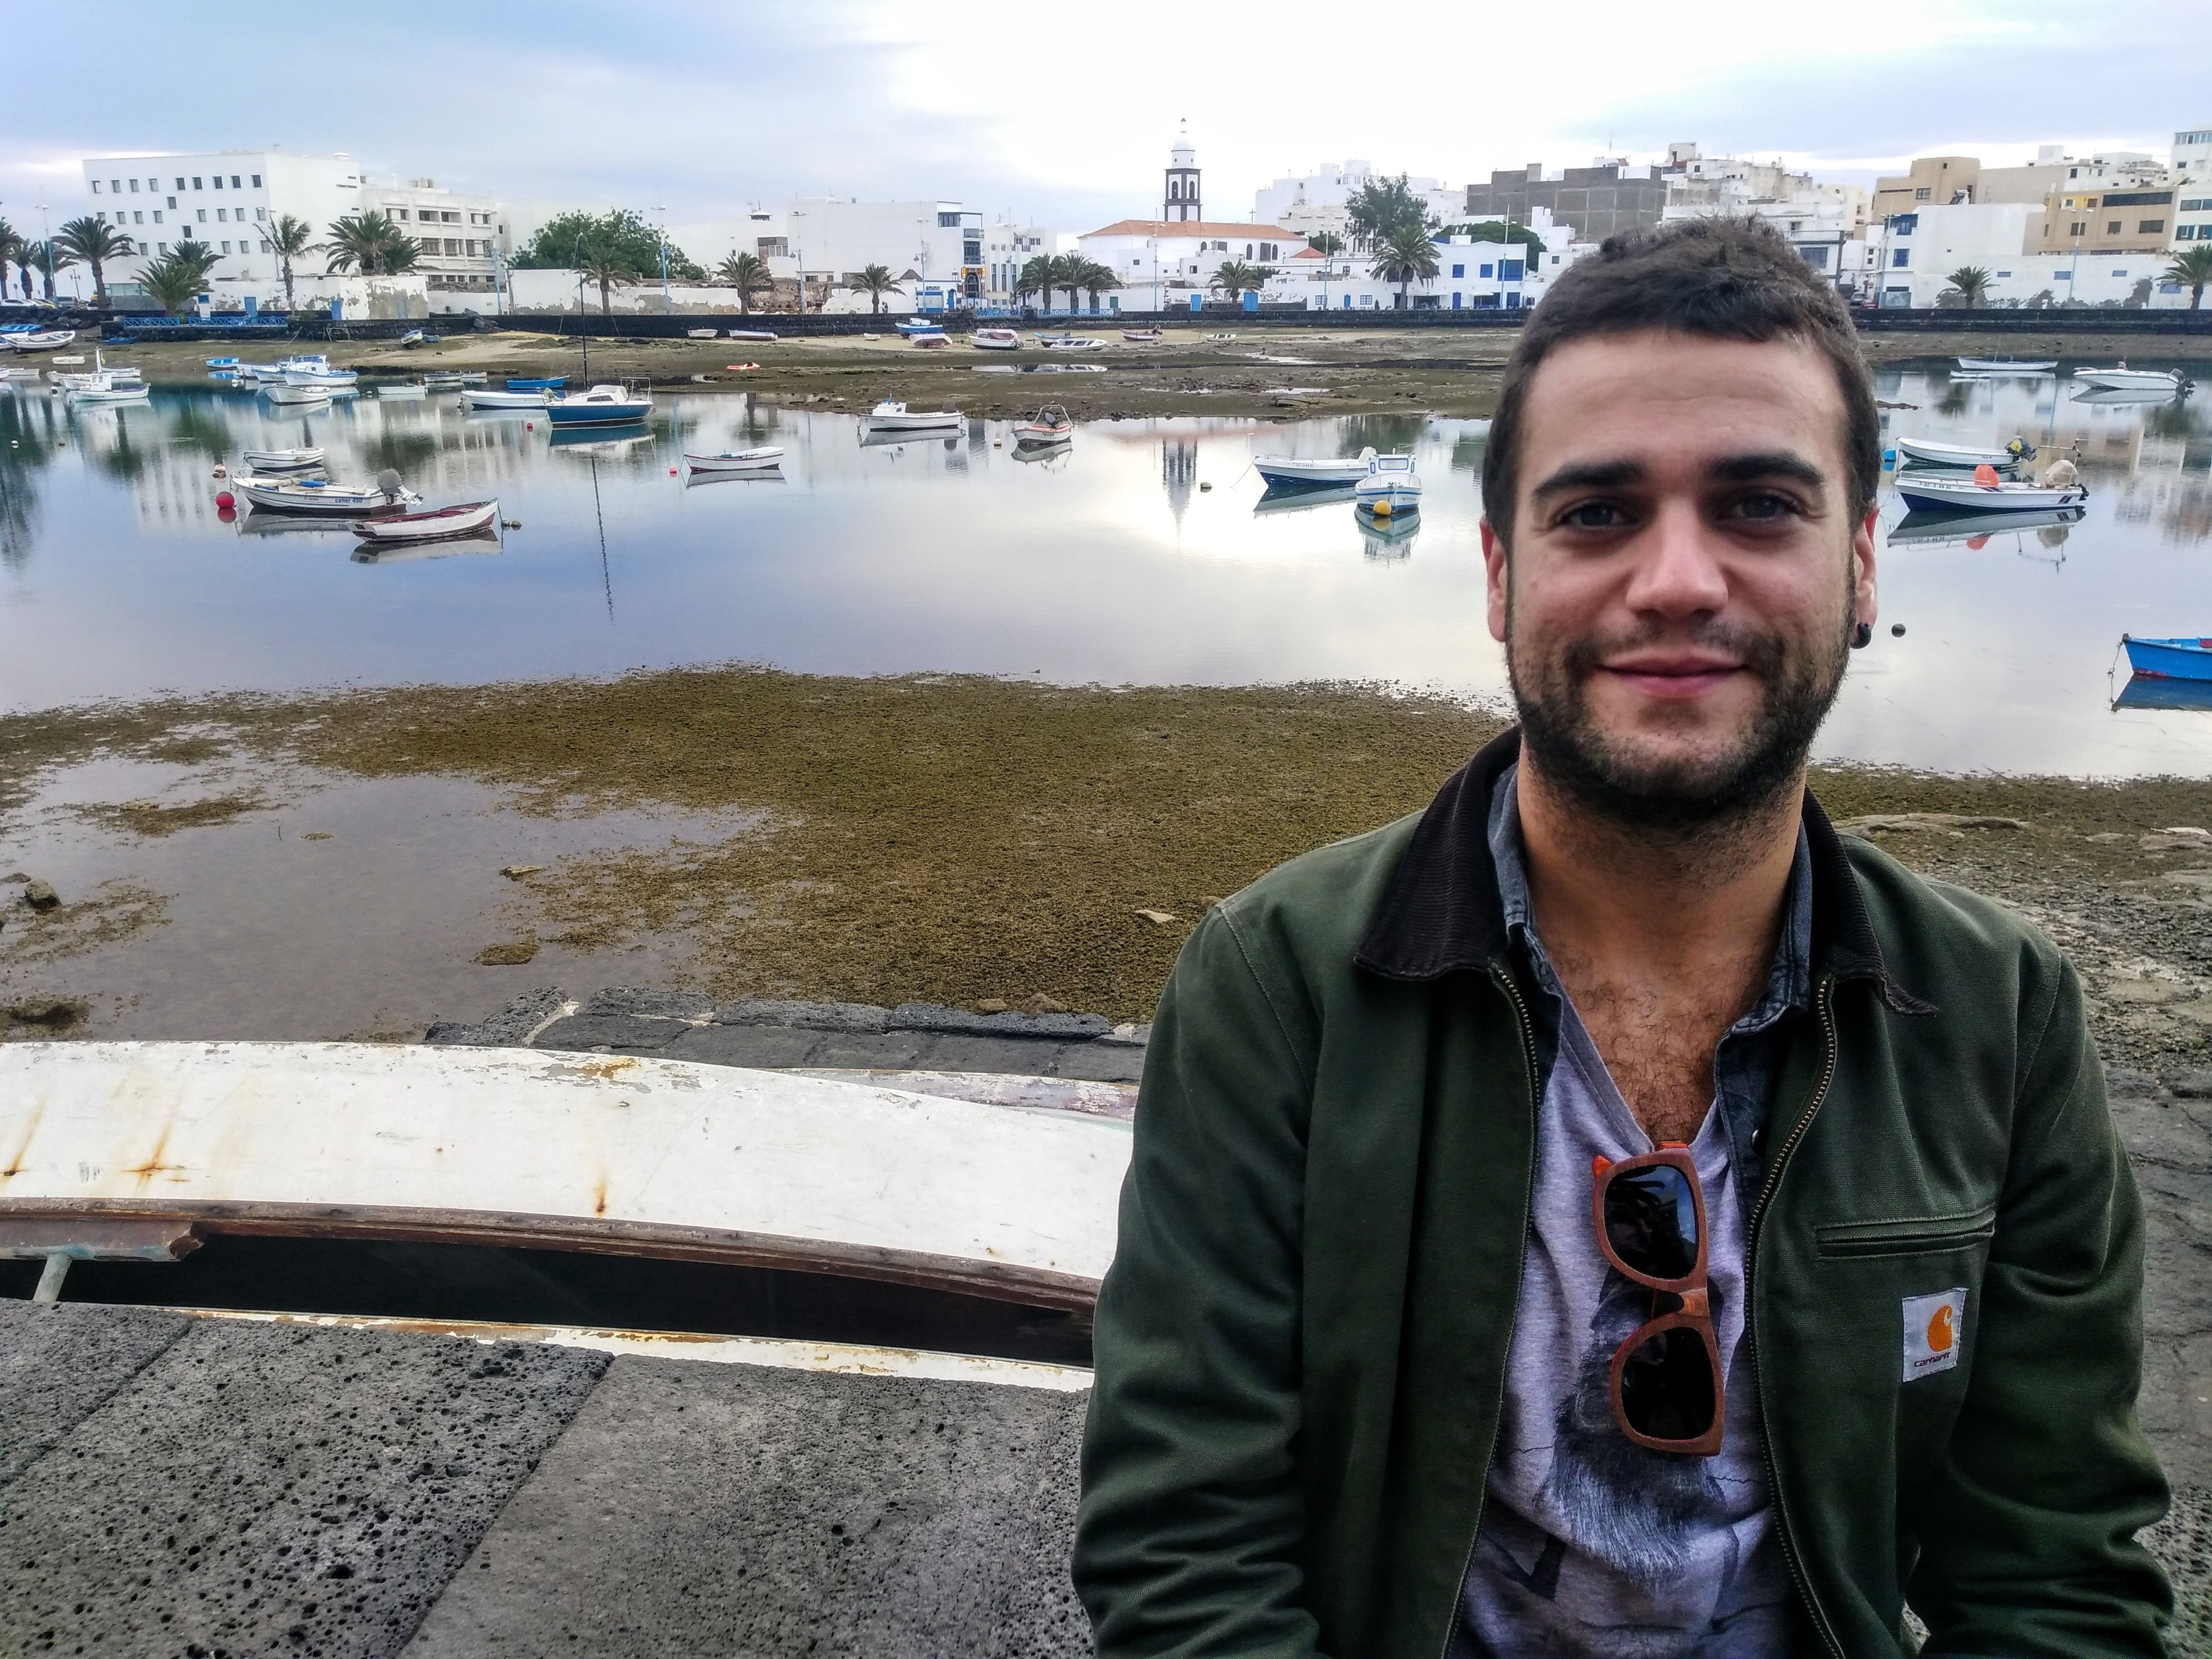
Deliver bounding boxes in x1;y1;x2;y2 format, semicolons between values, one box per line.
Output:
1078;220;1309;312
79;148;508;308
1871;202;2039;306
780;199;984;308
2174;124;2212;252
1266;210;1578;312
1252;160;1461;244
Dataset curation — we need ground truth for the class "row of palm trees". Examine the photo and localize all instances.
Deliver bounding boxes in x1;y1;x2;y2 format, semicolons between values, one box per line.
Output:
1015;252;1121;314
1936;250;2212;310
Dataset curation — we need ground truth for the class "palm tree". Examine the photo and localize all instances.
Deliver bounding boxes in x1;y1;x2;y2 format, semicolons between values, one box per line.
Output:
0;218;23;304
1015;254;1055;314
1050;252;1088;314
1944;264;1993;308
266;214;316;312
137;251;206;318
168;238;222;286
1075;258;1121;313
54;217;134;309
2164;245;2212;310
715;250;772;312
1208;260;1270;302
577;244;638;314
18;242;78;300
852;262;901;314
320;211;418;276
1370;224;1441;308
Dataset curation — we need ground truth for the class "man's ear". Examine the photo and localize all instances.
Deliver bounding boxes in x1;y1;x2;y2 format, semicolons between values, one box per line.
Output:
1483;518;1510;644
1852;503;1878;634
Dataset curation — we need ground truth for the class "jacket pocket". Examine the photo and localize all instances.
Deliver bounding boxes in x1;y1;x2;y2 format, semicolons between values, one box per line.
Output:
1814;1204;1997;1260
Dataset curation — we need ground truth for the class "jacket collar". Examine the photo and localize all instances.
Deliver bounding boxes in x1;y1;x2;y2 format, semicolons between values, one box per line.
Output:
1354;727;1936;1015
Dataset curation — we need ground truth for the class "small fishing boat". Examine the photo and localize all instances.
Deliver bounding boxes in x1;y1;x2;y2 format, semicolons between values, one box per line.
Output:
1894;436;2030;468
505;376;567;390
2122;636;2212;682
726;329;778;342
1955;358;2056;374
971;328;1021;350
1013;404;1072;447
67;375;150;404
1892;465;2088;514
234;474;422;516
686;328;721;340
241;446;325;470
1255;446;1377;488
5;329;76;353
2074;363;2192;393
374;382;428;400
895;317;942;336
1352;452;1422;516
354;498;500;545
261;382;332;407
863;398;964;432
1121;328;1162;343
462;386;550;410
684;446;784;472
545;382;655;426
286;368;359;388
1035;334;1102;352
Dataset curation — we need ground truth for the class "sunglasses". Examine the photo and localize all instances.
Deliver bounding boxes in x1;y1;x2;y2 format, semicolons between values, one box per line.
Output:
1590;1147;1724;1456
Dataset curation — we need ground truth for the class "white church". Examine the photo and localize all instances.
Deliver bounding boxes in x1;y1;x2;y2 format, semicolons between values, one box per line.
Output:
1076;124;1314;312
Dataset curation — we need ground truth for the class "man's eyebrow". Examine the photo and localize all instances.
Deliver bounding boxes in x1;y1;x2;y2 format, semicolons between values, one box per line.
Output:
1710;450;1826;487
1529;458;1644;500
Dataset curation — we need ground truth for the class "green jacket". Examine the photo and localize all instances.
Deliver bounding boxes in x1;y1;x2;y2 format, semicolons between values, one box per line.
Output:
1075;731;2171;1658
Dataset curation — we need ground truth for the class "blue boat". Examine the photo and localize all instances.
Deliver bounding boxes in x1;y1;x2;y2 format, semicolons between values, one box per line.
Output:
2121;635;2212;682
506;376;566;390
544;382;654;426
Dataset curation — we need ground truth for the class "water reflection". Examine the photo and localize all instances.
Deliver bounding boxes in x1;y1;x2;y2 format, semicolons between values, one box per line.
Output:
3;365;2210;775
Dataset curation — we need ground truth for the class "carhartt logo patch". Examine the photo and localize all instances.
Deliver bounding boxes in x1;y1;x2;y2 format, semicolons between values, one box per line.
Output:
1902;1288;1966;1381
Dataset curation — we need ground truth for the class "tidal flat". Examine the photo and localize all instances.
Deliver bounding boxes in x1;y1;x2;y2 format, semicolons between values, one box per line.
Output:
9;665;2212;1065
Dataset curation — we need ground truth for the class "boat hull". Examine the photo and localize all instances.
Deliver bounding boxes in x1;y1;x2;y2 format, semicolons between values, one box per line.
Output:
1955;358;2055;373
684;448;784;471
1256;460;1370;486
463;389;550;410
1895;437;2024;468
236;481;421;516
356;499;501;543
2122;636;2212;682
546;403;653;425
2075;369;2188;391
1894;478;2087;513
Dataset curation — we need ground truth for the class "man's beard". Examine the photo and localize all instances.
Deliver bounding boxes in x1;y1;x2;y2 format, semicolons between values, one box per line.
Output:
1506;596;1851;839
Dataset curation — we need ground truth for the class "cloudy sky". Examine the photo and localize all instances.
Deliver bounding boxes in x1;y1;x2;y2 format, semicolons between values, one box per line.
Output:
4;0;2206;249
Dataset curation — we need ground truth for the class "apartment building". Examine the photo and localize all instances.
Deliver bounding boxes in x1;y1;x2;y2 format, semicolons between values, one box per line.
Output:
1252;160;1461;244
2172;125;2212;247
360;177;508;296
1463;160;1668;242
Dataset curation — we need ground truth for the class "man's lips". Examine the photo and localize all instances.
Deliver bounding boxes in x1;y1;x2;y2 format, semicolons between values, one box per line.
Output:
1595;655;1747;698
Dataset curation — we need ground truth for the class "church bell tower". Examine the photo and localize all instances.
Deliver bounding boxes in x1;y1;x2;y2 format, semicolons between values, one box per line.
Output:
1164;121;1201;222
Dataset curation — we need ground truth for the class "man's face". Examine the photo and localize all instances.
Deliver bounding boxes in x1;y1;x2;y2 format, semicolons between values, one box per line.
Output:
1483;330;1878;826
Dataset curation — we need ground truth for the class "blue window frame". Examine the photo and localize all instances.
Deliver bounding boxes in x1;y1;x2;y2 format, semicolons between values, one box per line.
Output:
1479;263;1493;278
1451;263;1464;278
1501;260;1524;281
1892;249;1910;267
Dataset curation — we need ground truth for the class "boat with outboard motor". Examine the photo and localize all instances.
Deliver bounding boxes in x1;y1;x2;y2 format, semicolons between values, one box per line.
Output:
1013;404;1073;448
2074;363;2193;393
1893;464;2088;514
234;473;422;516
1352;452;1422;516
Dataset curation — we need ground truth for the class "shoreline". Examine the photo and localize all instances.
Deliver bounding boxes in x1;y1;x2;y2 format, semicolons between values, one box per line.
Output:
54;326;2210;423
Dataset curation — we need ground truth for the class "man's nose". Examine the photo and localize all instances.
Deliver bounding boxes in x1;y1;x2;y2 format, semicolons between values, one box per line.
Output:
1621;501;1729;618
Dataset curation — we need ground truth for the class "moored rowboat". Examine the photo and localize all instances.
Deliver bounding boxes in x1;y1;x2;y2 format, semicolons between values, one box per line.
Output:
2122;636;2212;682
684;446;784;472
1892;472;2088;514
354;498;501;544
241;446;324;470
1255;446;1376;487
1895;436;2029;468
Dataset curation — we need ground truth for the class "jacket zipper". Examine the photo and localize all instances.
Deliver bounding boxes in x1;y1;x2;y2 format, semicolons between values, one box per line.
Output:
1438;964;1543;1659
1745;973;1847;1659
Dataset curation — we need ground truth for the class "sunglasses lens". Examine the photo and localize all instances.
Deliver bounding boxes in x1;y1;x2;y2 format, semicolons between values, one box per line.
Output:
1603;1163;1698;1281
1619;1326;1716;1443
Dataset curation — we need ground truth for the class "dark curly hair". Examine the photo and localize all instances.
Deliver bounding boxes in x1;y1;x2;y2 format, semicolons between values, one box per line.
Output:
1480;216;1880;544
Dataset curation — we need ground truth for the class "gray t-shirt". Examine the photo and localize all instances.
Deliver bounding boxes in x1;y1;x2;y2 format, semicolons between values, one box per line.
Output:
1460;769;1812;1657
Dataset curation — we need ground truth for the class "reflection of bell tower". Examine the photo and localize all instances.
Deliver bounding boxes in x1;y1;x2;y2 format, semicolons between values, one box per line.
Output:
1165;121;1200;222
1162;437;1197;525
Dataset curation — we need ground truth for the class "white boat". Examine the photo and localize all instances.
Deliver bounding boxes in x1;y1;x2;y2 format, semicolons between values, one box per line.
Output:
686;328;720;340
1955;358;2056;373
1121;328;1162;343
1892;473;2089;514
1352;452;1422;515
286;368;359;387
1894;436;2030;468
67;378;150;405
2074;363;2192;392
274;353;334;375
863;398;964;432
241;446;325;470
546;382;655;426
262;381;332;407
1013;404;1073;447
1204;332;1237;343
5;329;76;352
726;328;778;342
971;328;1022;350
1254;446;1376;487
354;498;501;544
234;361;284;379
206;356;242;370
896;317;942;336
684;446;785;472
910;330;949;348
462;386;550;410
235;475;423;515
1034;334;1102;352
374;382;428;400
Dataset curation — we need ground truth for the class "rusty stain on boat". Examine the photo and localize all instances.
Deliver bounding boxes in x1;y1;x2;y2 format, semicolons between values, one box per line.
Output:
1;1103;42;1181
123;1123;186;1188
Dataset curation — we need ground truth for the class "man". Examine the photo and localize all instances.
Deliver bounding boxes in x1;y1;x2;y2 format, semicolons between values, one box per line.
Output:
1074;218;2171;1658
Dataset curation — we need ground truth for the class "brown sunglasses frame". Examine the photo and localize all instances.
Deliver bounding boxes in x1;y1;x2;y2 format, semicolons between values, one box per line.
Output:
1591;1146;1725;1456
